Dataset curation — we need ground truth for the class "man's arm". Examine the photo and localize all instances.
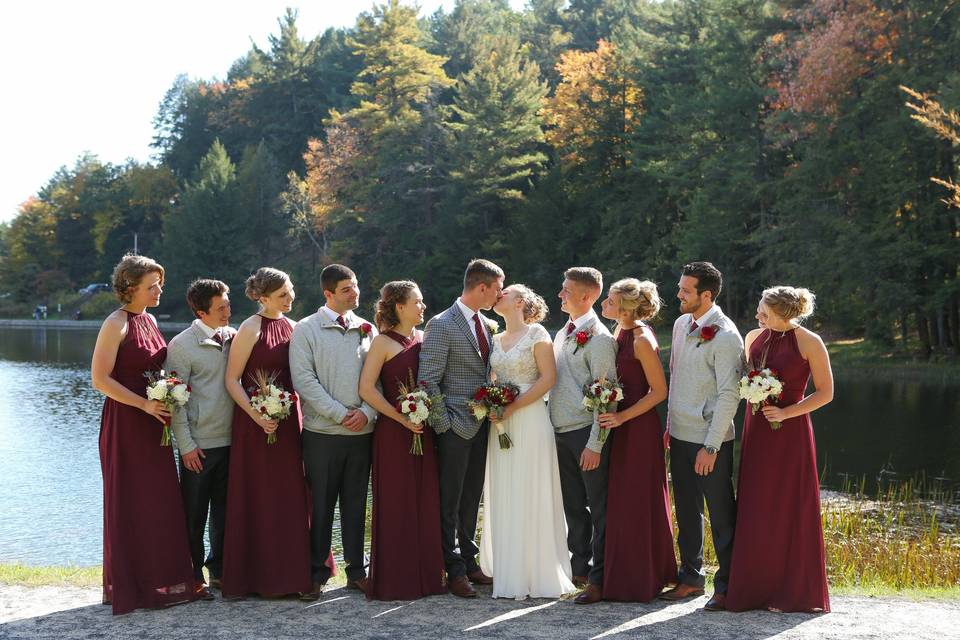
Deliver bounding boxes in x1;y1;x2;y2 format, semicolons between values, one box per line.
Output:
584;333;618;453
289;323;349;423
163;340;197;455
704;330;745;451
419;317;453;434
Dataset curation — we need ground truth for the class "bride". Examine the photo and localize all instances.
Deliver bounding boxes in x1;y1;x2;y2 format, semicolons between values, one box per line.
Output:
479;284;575;599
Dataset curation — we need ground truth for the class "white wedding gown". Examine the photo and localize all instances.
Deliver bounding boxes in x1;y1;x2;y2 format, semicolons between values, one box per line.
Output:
479;323;576;599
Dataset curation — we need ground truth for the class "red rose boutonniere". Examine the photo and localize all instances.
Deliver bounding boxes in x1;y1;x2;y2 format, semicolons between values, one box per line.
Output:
360;322;374;338
697;324;720;347
572;330;591;354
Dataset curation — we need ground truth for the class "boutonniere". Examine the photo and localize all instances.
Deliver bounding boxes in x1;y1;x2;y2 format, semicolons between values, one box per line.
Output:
570;329;593;354
697;324;720;347
359;322;374;338
484;318;500;335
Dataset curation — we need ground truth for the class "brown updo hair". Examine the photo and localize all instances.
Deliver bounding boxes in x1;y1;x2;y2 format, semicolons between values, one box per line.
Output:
245;267;291;302
609;278;661;321
510;284;549;324
761;286;816;323
374;280;419;330
112;254;165;304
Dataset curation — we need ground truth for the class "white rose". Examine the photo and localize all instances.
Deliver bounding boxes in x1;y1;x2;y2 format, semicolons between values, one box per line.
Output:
147;383;168;401
613;388;624;402
265;397;282;416
171;383;190;405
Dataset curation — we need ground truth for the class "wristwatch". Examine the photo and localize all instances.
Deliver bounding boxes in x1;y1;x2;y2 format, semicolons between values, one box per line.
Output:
704;446;718;455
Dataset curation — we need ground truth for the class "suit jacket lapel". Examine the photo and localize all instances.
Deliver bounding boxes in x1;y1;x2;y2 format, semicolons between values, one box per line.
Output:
449;304;483;360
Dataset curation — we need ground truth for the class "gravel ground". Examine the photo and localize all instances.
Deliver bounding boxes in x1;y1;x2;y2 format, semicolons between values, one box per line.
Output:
2;584;959;640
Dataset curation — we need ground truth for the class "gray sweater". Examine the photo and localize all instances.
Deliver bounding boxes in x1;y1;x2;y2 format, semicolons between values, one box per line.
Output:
164;322;237;454
550;312;618;453
289;309;378;436
666;305;744;451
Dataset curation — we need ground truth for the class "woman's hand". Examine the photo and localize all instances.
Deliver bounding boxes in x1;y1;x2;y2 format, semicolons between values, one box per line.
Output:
249;411;279;434
141;399;171;424
401;419;424;434
598;411;625;430
761;405;787;423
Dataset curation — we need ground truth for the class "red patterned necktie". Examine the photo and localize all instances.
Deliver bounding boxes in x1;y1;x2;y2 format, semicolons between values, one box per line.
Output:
566;322;576;335
212;331;223;345
473;313;490;363
690;320;699;333
336;315;347;329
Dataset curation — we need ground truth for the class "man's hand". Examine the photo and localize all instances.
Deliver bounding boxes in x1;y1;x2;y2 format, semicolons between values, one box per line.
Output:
182;447;205;473
580;448;601;471
695;447;718;476
342;409;369;432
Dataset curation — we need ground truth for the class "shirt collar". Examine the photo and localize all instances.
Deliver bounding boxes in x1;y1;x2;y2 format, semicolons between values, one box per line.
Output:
691;304;721;330
321;305;353;325
456;298;481;323
192;318;218;339
568;308;599;332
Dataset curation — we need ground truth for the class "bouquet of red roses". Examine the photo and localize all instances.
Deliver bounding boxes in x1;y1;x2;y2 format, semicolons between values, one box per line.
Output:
395;372;443;455
467;381;520;449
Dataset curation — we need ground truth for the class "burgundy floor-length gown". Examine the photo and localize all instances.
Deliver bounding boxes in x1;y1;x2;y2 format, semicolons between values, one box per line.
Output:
221;315;312;597
727;328;830;613
602;324;677;602
99;310;200;615
368;330;446;600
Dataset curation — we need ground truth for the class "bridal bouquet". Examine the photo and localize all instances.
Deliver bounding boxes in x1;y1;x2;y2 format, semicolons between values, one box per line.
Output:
143;369;191;446
396;374;440;455
247;369;296;444
582;375;624;444
738;368;784;430
468;382;520;449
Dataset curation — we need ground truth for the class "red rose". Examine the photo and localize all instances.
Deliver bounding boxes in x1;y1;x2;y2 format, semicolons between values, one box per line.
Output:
259;406;267;413
748;370;760;379
474;388;488;401
361;322;373;337
576;331;589;345
696;324;720;347
769;368;779;377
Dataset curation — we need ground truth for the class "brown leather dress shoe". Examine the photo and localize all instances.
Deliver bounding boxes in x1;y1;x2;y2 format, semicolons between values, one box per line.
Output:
195;585;215;601
346;577;371;595
572;575;588;588
299;581;325;602
657;583;705;601
574;584;602;604
704;593;727;611
467;569;493;585
449;575;478;598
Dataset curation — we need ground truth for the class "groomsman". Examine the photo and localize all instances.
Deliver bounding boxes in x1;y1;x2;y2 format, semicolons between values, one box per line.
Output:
550;267;617;605
291;264;378;599
165;279;236;597
660;261;743;611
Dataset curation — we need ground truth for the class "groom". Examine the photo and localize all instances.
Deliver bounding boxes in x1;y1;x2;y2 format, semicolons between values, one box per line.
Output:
420;258;504;598
659;261;743;611
551;267;617;605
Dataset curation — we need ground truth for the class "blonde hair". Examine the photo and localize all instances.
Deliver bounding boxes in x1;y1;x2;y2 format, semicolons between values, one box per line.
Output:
609;278;661;321
245;267;291;301
510;284;549;324
761;285;816;323
111;254;164;304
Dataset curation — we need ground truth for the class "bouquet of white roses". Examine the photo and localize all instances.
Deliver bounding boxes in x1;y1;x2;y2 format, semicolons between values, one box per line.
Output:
582;375;624;444
738;367;784;429
395;374;440;455
468;382;520;449
248;369;296;444
143;369;191;446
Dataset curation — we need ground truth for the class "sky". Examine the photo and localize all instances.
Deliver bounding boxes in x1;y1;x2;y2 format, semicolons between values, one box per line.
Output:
0;0;527;224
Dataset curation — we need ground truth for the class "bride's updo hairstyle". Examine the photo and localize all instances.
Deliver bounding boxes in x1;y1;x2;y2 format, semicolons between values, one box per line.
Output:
511;284;549;324
245;267;291;302
374;280;418;331
761;286;816;323
609;278;661;322
112;254;165;304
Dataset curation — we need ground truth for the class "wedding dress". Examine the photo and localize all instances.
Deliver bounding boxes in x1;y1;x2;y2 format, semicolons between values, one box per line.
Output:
479;323;575;599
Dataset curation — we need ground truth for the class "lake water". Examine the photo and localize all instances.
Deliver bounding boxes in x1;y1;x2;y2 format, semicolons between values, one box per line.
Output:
0;326;957;567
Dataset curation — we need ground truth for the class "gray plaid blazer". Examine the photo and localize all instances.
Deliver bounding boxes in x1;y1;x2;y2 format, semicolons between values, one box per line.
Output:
419;302;494;439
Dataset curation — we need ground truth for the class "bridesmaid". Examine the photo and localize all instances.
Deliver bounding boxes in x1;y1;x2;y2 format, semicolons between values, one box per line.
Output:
359;281;446;600
598;278;677;602
726;286;833;613
221;267;312;598
91;254;203;614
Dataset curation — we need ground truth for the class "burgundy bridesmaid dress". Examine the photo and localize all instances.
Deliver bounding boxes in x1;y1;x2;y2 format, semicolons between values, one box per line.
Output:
98;310;199;615
602;325;677;601
221;315;312;597
368;330;446;600
727;328;830;613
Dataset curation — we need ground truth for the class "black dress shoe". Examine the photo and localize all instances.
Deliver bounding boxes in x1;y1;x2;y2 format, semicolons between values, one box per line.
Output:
704;593;726;611
299;581;325;602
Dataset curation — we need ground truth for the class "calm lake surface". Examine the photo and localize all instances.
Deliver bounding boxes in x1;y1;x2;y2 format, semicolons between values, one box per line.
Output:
1;326;958;567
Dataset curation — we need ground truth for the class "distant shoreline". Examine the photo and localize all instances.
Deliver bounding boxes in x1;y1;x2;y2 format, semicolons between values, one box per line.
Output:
0;319;190;331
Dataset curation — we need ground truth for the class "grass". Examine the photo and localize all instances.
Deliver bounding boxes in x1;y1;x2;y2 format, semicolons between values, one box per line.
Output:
825;336;959;382
0;564;101;588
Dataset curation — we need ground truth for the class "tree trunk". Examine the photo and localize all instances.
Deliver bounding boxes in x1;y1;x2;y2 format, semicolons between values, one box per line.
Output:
917;312;932;359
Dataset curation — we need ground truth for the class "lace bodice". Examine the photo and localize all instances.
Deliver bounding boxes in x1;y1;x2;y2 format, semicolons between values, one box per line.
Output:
490;323;552;387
